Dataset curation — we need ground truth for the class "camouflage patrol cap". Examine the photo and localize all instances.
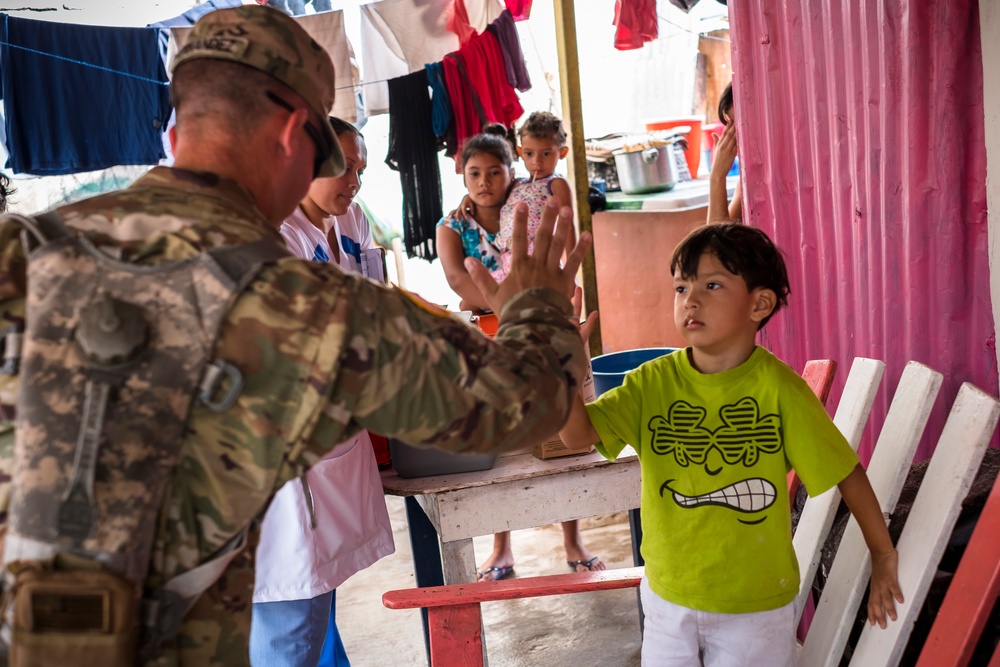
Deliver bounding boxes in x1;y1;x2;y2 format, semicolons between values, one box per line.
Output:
172;5;345;178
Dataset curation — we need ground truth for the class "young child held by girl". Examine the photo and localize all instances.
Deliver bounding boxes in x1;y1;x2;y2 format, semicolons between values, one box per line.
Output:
560;223;903;665
495;111;574;277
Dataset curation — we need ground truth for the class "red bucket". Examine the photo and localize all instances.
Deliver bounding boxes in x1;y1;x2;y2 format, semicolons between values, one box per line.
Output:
645;117;704;178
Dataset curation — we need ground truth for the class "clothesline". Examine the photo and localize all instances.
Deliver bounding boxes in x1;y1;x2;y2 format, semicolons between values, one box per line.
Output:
0;39;170;85
658;15;731;43
1;26;726;96
0;38;516;96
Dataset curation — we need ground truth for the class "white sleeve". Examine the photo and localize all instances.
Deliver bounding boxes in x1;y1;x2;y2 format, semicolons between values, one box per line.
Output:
279;221;312;260
351;203;374;251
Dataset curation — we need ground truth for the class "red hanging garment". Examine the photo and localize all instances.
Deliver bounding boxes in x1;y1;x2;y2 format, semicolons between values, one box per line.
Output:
504;0;532;21
442;53;484;169
458;30;523;128
613;0;658;51
448;0;478;44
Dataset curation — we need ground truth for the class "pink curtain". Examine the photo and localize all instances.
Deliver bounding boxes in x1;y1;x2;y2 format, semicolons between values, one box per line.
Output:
729;0;994;461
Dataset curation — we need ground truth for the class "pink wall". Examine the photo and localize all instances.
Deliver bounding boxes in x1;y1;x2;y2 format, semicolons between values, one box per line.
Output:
729;0;995;461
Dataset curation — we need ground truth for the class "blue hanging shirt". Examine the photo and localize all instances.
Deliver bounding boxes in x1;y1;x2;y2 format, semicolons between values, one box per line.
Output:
0;15;171;175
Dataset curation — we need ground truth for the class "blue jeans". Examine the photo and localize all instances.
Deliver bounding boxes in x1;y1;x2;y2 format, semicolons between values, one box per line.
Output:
250;590;350;667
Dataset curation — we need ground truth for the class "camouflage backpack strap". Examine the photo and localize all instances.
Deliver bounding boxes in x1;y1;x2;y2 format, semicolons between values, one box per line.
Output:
140;240;291;653
208;239;290;285
1;210;71;251
0;211;70;377
196;241;290;412
139;523;252;660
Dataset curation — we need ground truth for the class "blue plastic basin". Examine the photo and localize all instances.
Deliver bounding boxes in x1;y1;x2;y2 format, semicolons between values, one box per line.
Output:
591;348;678;397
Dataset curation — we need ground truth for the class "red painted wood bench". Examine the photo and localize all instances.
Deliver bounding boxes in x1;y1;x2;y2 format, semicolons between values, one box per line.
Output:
382;567;645;667
914;471;1000;667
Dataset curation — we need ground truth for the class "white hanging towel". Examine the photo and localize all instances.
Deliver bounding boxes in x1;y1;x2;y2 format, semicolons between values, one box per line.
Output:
360;0;458;116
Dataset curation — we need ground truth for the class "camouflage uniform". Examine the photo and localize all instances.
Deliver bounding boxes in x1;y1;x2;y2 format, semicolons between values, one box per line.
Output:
0;166;586;664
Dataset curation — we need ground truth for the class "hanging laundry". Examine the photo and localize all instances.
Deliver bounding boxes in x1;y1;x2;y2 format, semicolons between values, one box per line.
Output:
457;30;523;128
0;15;171;175
292;11;360;122
166;11;359;122
447;0;477;44
464;0;506;33
486;9;530;92
613;0;658;51
504;0;532;21
447;0;505;44
440;29;522;167
424;62;453;139
360;0;458;116
385;70;443;261
149;0;243;70
150;0;243;28
442;53;487;165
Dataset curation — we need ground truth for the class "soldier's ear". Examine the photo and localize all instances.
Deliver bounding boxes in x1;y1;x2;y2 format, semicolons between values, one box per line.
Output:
168;124;179;153
276;108;310;159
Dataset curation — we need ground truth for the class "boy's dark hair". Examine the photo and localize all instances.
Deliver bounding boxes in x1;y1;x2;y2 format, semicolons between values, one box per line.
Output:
461;123;514;167
330;116;363;140
670;222;790;330
718;82;734;124
518;111;567;147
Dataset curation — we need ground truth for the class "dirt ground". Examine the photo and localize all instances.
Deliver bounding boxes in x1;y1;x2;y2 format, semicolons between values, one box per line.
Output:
337;496;643;667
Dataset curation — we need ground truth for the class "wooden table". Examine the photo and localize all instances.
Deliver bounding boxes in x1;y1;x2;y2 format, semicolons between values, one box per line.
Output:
381;446;641;586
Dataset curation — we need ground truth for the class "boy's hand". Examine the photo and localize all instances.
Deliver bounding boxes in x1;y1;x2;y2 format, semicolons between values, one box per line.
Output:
467;198;591;314
867;547;904;628
570;285;599;342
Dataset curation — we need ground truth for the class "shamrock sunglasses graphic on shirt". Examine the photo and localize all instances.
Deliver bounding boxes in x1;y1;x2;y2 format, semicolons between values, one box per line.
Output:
649;397;782;522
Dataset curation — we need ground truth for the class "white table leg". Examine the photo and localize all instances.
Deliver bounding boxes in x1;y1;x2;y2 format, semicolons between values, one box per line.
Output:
440;537;476;585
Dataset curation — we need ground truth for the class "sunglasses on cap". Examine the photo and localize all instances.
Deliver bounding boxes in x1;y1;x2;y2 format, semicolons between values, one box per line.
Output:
266;90;332;178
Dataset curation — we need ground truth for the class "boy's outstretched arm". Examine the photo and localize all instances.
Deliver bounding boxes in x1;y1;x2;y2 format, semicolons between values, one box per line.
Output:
838;464;905;628
559;390;599;449
559;296;600;449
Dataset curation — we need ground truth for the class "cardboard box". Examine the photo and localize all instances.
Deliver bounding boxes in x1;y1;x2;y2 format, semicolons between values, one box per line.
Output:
532;356;598;460
531;434;594;460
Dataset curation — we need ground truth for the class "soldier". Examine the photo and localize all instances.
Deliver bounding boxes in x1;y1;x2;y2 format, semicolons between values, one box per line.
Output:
0;5;590;665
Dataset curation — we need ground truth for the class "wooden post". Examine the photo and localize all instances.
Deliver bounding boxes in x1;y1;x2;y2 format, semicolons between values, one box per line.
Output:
553;0;602;356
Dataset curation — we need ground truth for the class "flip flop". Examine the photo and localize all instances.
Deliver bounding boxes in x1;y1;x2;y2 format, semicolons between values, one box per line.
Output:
476;565;514;582
568;556;601;572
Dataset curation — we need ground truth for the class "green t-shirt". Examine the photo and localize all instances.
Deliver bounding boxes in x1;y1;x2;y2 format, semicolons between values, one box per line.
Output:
586;347;859;614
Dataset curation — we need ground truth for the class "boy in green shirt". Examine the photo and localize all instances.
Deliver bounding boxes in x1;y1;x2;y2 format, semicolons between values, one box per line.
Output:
560;223;902;666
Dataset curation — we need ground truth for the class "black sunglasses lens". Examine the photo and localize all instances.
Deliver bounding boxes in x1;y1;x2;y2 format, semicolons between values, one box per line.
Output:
303;124;329;177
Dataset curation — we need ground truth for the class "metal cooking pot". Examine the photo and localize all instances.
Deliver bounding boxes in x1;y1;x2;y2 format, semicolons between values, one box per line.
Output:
613;144;680;195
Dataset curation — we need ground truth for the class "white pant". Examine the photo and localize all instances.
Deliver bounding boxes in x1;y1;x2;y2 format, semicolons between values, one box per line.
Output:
639;578;796;667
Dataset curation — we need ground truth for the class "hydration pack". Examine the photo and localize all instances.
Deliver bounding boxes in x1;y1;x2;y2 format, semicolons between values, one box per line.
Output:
0;211;286;665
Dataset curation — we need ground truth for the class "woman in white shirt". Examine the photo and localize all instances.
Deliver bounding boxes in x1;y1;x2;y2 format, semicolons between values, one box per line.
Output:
251;118;392;667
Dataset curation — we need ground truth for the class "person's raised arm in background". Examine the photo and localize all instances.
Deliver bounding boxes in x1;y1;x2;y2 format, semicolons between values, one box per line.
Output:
708;83;743;224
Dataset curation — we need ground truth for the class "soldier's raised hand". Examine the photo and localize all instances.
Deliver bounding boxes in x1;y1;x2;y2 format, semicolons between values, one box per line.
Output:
465;197;591;315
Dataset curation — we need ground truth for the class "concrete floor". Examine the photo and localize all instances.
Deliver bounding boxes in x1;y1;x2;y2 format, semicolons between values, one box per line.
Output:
337;496;643;667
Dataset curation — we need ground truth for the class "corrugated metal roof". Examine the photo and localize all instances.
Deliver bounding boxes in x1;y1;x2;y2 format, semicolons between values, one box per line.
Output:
730;0;994;461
